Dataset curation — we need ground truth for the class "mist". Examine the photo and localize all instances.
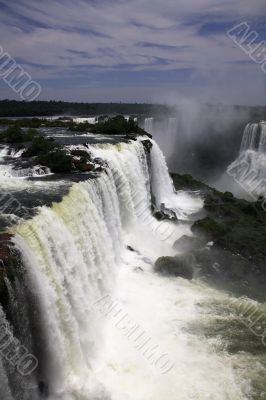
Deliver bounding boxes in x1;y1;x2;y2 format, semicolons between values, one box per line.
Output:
144;98;257;184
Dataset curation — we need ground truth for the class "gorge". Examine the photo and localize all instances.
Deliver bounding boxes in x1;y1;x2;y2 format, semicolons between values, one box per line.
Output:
0;121;265;400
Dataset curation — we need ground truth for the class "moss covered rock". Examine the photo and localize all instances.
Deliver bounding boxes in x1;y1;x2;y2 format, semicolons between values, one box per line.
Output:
22;136;56;157
38;150;73;173
154;255;194;279
192;217;226;240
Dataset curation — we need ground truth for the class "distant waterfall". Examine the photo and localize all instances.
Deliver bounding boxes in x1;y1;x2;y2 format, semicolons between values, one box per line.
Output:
239;123;260;153
227;121;266;197
144;118;154;134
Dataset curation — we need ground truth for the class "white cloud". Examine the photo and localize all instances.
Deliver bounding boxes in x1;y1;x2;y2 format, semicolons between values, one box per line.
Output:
0;0;265;103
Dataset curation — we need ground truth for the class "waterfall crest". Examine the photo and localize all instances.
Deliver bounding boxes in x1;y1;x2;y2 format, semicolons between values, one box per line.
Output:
5;138;197;399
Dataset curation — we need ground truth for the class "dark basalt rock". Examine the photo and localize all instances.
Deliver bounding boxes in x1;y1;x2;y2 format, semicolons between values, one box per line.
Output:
0;233;22;309
154;255;194;280
153;203;178;221
127;245;136;252
71;149;91;160
141;139;153;153
73;159;94;172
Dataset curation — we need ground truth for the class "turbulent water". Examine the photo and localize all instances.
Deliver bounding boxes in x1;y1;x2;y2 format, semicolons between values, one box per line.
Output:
0;134;265;400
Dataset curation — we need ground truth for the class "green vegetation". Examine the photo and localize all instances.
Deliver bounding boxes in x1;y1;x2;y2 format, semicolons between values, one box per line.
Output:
0;100;170;118
0;115;150;137
71;149;94;172
38;150;73;173
171;172;210;191
171;172;266;280
22;136;56;157
92;115;146;135
202;192;266;266
70;149;91;160
1;125;24;143
21;136;73;173
0;116;149;174
179;176;266;276
68;115;148;135
192;217;227;240
0;125;39;143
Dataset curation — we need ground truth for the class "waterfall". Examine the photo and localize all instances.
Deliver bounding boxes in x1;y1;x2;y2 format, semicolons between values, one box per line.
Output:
6;139;185;399
142;118;178;163
0;137;258;400
73;117;97;124
240;123;260;153
227;121;266;197
150;140;202;219
239;122;266;155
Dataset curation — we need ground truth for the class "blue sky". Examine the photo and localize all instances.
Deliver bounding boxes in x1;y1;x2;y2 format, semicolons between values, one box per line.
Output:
0;0;265;104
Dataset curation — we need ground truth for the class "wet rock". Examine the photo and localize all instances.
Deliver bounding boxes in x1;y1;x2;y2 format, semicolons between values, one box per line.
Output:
127;245;135;252
141;139;153;153
0;233;23;309
38;381;49;397
153;204;177;221
154;255;194;280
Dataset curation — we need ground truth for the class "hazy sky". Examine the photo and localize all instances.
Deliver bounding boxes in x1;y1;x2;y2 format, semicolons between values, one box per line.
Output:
0;0;265;104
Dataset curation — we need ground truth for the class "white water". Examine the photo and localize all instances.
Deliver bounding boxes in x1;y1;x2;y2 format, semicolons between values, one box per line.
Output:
150;140;202;219
0;165;52;179
73;117;97;124
0;145;52;179
3;138;262;399
227;121;266;197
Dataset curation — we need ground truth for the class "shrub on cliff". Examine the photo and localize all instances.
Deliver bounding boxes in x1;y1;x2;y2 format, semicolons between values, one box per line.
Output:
23;128;39;141
37;150;72;173
22;136;56;157
1;125;24;143
170;172;209;191
192;217;227;240
93;116;147;135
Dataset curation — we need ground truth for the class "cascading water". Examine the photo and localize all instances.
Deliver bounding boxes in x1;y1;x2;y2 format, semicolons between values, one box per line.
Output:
142;117;178;163
0;137;265;400
227;121;266;197
240;123;260;153
73;117;97;124
0;145;52;179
